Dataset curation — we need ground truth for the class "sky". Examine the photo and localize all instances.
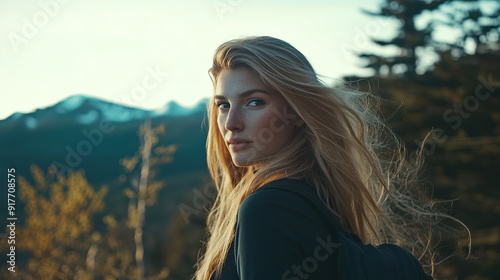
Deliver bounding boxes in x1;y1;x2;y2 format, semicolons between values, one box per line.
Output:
0;0;401;120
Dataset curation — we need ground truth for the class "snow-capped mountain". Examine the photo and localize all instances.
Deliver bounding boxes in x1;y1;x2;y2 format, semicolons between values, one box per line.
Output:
0;93;209;188
1;94;208;130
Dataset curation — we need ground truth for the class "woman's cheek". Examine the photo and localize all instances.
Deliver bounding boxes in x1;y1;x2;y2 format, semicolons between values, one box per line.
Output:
217;116;225;135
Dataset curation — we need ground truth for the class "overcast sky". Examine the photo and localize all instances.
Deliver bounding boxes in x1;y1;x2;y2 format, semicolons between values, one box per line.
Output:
0;0;403;120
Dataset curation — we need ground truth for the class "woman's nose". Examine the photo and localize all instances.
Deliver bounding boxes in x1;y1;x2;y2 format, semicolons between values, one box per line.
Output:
225;108;244;132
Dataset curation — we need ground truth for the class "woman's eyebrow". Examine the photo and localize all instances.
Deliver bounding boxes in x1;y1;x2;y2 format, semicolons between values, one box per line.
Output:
214;89;270;100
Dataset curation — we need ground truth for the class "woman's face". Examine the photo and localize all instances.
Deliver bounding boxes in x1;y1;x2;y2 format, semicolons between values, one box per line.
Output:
214;67;301;167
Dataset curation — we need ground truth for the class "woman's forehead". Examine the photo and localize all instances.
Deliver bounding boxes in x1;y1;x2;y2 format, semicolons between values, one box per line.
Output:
214;68;271;97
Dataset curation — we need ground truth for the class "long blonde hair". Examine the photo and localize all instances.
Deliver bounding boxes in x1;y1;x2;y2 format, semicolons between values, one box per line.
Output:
193;36;469;280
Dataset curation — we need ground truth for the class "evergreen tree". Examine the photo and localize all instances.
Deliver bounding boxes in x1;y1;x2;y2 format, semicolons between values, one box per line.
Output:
358;0;447;77
345;1;500;278
438;0;500;56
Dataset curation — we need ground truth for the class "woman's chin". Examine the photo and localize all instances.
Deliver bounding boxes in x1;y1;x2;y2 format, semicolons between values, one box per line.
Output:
232;158;254;167
231;153;257;167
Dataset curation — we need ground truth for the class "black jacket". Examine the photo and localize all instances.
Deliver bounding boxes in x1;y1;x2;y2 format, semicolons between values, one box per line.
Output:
212;176;338;279
211;176;431;280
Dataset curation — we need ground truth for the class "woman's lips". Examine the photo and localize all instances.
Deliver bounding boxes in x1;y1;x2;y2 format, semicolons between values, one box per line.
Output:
229;142;252;151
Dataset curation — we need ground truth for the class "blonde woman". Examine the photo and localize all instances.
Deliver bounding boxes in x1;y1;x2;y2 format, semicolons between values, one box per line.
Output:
194;36;466;280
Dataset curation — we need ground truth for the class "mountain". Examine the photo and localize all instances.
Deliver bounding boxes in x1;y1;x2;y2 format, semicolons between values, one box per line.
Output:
152;97;209;117
0;94;216;277
0;94;211;238
1;94;209;129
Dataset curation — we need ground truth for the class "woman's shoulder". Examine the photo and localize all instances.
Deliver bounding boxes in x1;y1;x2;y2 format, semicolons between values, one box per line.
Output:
233;177;340;279
235;176;340;264
241;176;317;209
238;176;346;236
251;176;317;197
237;176;331;229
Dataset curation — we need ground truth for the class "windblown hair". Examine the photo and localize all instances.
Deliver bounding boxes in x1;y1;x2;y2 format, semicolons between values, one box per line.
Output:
193;36;469;280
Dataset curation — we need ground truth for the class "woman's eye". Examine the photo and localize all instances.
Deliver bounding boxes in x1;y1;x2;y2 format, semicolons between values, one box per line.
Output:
248;99;264;107
216;102;229;110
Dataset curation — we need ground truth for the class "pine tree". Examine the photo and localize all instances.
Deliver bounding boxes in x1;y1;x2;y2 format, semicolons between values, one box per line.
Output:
437;0;500;56
358;0;447;77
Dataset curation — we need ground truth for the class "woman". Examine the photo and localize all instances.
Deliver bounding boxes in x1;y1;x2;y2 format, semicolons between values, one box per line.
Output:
193;36;467;280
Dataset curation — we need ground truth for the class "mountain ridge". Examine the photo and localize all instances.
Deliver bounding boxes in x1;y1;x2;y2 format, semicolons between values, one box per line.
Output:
0;93;210;232
0;94;209;129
